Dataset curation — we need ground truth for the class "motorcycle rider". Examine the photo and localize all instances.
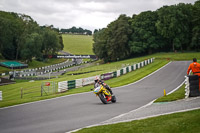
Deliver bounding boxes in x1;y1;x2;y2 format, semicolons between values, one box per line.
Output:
187;58;200;91
94;78;113;95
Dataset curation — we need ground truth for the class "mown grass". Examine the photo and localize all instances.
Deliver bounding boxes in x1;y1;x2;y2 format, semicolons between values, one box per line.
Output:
27;58;67;68
76;109;200;133
151;52;200;61
62;34;94;55
155;84;186;102
0;66;9;73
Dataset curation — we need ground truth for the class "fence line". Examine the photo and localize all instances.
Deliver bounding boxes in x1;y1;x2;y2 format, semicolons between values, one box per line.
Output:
58;58;155;92
21;81;56;98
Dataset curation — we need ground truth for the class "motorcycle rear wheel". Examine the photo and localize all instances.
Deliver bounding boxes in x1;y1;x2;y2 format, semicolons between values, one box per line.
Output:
111;95;116;103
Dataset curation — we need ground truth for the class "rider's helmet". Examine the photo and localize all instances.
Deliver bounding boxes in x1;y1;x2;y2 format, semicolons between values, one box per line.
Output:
94;77;100;83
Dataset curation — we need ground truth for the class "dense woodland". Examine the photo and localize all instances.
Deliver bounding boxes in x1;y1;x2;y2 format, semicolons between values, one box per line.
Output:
60;27;92;35
0;10;93;63
93;1;200;62
0;11;64;62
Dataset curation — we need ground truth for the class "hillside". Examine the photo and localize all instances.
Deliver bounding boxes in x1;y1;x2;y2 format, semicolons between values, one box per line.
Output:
62;34;94;55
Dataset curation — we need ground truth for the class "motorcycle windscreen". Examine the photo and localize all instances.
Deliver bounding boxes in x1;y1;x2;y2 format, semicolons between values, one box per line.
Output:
94;86;101;93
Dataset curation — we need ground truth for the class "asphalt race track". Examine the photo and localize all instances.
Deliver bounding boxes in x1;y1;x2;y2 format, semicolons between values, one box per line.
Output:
0;61;191;133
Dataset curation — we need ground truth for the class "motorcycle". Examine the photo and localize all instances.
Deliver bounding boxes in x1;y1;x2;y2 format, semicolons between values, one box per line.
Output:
93;85;116;104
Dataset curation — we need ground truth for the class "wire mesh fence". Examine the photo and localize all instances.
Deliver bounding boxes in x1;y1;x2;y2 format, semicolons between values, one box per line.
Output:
21;81;56;98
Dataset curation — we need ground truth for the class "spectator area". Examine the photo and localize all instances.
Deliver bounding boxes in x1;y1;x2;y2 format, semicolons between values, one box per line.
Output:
0;61;28;69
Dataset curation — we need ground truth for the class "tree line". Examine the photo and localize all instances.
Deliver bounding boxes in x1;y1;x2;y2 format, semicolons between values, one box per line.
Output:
0;11;64;63
93;1;200;63
60;27;92;35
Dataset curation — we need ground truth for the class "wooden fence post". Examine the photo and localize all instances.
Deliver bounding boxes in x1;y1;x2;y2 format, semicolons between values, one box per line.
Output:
21;87;23;99
41;85;43;96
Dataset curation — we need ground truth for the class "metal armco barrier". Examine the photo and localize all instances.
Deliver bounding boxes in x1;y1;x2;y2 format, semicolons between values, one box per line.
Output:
185;75;200;97
58;58;154;92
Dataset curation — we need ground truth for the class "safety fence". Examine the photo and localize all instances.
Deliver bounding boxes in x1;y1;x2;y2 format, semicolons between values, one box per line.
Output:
18;61;77;77
185;75;200;98
58;58;154;92
15;77;55;80
20;81;56;98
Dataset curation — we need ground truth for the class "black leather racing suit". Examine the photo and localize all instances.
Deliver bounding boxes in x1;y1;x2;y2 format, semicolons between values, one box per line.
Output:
94;80;113;95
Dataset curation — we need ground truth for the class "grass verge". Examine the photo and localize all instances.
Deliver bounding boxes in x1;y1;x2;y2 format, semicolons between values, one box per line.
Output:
75;109;200;133
154;84;186;103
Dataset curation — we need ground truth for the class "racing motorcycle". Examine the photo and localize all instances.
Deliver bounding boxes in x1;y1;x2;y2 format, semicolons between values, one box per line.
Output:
93;85;116;104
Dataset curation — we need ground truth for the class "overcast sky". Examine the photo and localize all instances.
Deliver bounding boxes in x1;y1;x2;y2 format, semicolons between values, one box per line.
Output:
0;0;196;31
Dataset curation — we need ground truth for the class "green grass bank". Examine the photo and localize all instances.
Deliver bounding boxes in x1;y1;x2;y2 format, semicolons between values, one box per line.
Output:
62;34;94;55
75;109;200;133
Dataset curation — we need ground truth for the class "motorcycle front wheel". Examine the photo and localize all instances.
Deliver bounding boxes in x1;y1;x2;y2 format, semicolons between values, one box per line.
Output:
99;93;108;104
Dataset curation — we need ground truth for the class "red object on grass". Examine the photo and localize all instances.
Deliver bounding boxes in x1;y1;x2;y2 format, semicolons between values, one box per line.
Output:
45;82;50;86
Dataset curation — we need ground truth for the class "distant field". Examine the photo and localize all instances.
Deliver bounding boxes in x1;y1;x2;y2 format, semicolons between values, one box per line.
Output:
62;34;94;55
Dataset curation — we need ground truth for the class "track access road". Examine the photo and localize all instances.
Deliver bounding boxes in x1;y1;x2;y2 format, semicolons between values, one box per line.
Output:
0;61;190;133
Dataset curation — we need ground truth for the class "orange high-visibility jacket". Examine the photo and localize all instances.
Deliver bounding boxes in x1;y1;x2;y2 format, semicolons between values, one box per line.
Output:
187;62;200;76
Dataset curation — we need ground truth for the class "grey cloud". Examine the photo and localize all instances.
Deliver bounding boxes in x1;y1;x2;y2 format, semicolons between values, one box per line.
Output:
0;0;196;31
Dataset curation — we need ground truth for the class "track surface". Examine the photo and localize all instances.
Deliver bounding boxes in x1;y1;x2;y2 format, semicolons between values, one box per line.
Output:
0;61;190;133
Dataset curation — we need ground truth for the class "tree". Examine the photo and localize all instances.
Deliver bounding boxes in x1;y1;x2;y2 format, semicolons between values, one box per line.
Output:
59;26;92;35
16;14;40;60
93;28;108;62
106;14;132;61
41;27;62;55
0;11;20;60
20;33;42;62
93;29;98;34
156;4;193;51
129;11;166;55
191;0;200;50
0;10;63;61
